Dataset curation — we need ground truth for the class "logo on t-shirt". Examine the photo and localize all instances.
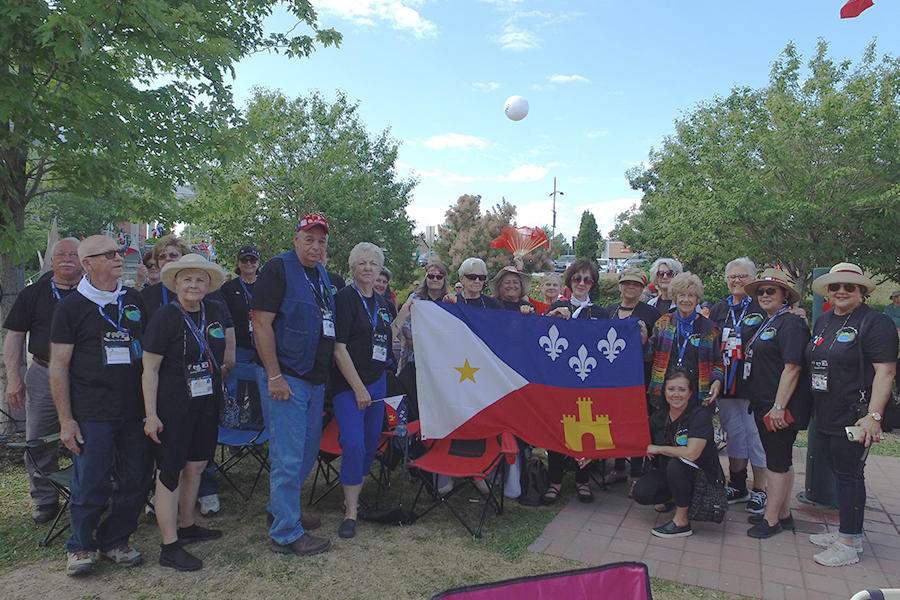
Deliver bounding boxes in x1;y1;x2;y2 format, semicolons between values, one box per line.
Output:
743;313;764;327
760;327;777;341
207;322;225;339
675;429;689;446
836;327;858;343
124;305;142;322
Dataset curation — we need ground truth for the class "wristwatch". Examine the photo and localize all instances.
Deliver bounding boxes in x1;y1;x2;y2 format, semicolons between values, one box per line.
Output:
774;404;785;411
869;412;883;421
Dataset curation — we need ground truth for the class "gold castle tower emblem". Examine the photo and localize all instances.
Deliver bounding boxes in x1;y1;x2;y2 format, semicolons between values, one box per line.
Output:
561;398;615;452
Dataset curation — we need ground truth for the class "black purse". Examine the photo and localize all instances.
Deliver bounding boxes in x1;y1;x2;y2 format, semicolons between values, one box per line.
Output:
688;463;728;523
851;311;900;432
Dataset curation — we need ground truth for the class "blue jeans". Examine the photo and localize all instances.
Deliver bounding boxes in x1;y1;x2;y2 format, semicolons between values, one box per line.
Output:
332;374;386;486
256;367;324;545
66;418;148;553
817;431;867;537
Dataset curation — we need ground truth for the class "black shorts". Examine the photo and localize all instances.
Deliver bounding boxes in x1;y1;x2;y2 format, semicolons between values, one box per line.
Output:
152;412;218;492
754;417;798;474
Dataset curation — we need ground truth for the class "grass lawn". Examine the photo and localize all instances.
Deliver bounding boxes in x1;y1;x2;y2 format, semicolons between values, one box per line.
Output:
0;447;743;600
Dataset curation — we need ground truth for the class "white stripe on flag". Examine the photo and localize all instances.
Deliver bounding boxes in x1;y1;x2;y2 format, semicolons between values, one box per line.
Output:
412;301;528;439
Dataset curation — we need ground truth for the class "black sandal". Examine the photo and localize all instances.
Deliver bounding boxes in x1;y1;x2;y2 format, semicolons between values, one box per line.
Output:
577;484;594;504
655;501;676;513
541;485;561;506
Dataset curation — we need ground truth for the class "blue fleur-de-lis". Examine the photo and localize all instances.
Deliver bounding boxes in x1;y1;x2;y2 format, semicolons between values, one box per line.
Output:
569;345;596;381
597;327;626;363
539;324;569;361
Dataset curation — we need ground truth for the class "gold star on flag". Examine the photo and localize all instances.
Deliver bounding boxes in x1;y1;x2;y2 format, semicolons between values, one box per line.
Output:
455;359;479;383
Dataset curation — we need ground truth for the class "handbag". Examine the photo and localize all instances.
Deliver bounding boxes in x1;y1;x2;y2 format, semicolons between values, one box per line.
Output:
219;382;244;429
851;311;900;432
688;463;728;523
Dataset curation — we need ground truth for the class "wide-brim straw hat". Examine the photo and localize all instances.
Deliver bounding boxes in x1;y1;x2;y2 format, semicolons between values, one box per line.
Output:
489;266;532;298
811;262;876;297
743;268;801;305
161;254;226;293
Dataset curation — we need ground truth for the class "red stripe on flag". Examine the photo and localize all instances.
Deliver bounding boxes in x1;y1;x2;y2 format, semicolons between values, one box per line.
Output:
840;0;873;18
441;383;651;459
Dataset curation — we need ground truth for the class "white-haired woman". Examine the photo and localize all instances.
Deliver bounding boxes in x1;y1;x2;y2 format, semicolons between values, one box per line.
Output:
648;258;683;315
708;257;769;512
332;242;393;540
143;255;232;571
455;257;502;309
531;272;562;315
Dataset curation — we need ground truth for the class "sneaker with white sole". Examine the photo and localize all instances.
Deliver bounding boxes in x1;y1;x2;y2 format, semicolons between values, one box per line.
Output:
814;541;860;567
746;489;767;514
726;486;750;504
198;494;221;516
809;532;863;554
66;550;96;576
101;544;143;567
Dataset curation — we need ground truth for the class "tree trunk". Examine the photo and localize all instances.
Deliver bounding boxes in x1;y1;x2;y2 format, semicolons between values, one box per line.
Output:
0;193;28;434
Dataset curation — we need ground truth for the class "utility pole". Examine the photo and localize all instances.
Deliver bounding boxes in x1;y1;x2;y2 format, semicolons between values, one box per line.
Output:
549;177;564;256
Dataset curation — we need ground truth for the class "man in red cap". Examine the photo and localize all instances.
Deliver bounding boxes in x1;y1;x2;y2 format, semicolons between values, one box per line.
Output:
252;213;334;556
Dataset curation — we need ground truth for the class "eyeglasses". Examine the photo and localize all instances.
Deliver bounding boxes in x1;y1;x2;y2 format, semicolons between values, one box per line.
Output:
86;249;126;260
755;287;780;297
571;275;594;285
828;283;858;293
726;274;751;282
463;274;487;281
158;252;182;260
426;274;444;281
657;270;674;279
239;257;259;264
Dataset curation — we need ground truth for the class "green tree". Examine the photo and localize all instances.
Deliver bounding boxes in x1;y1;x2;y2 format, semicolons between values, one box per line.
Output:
542;226;572;258
575;210;603;260
613;41;900;294
190;88;417;283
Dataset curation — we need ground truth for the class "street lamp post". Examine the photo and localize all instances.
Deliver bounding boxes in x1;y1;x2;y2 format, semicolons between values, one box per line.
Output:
549;177;564;256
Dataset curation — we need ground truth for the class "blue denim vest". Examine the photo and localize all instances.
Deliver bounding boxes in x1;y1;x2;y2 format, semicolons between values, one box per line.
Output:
272;250;335;377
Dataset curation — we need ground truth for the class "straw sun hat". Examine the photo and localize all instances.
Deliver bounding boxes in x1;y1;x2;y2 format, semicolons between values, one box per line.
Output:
489;266;532;298
161;254;226;293
811;262;876;297
743;268;801;305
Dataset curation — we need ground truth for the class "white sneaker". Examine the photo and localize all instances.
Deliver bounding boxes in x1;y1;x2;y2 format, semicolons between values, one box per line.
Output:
66;550;96;576
809;532;863;553
198;494;221;516
814;540;860;567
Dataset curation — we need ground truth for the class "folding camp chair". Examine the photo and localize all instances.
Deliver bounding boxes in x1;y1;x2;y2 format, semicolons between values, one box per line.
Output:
308;415;342;506
408;433;518;538
215;426;270;501
370;420;421;504
429;562;653;600
8;433;73;547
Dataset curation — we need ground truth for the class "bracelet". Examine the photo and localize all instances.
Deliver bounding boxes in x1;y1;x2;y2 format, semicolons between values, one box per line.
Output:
268;373;284;382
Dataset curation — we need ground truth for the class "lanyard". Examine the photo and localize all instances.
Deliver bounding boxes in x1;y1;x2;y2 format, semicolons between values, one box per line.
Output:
675;315;695;365
747;306;789;350
50;278;63;302
728;296;751;337
303;266;330;310
352;284;378;331
239;278;253;302
96;296;127;333
163;285;171;305
175;301;219;370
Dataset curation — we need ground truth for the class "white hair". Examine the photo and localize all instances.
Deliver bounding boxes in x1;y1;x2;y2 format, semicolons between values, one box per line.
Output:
348;242;385;270
725;257;756;278
649;258;683;285
541;272;562;286
49;237;81;257
458;257;487;277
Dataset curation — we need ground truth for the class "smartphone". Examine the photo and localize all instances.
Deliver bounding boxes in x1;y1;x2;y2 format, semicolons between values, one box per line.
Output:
845;426;864;442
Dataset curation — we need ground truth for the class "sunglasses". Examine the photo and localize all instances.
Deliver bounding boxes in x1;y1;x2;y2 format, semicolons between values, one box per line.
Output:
657;270;674;279
426;274;444;281
463;274;487;281
87;249;127;260
755;287;781;297
571;275;594;285
239;256;259;264
158;252;182;260
828;283;858;293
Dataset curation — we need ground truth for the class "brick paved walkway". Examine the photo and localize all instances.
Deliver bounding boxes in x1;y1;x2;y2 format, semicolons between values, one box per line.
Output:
529;448;900;600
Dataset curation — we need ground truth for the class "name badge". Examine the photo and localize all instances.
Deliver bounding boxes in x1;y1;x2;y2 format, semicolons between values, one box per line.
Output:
372;332;388;363
186;361;214;398
322;310;336;339
811;360;828;391
248;308;254;334
102;332;133;365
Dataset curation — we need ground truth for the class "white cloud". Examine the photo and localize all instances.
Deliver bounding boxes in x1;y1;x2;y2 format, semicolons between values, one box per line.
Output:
494;26;541;51
530;83;555;91
423;133;488;150
316;0;437;38
500;164;549;182
585;130;609;138
547;74;589;84
414;164;549;186
473;82;501;92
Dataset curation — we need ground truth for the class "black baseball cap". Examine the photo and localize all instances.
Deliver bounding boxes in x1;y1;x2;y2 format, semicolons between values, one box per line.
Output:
237;245;260;260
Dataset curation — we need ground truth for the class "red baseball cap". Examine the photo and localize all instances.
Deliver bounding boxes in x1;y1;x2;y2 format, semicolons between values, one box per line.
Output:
296;212;329;233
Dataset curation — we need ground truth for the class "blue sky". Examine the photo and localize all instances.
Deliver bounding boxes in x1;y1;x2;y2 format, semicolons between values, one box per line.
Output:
227;0;900;243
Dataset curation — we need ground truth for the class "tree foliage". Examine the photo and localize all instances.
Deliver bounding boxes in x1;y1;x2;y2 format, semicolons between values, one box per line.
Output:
434;195;553;276
190;88;417;283
543;227;572;258
574;210;603;260
612;41;900;295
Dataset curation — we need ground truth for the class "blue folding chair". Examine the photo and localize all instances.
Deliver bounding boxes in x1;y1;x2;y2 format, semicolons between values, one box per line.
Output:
215;426;270;501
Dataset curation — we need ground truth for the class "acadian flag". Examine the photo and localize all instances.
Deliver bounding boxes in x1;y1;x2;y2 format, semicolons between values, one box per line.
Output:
412;302;651;459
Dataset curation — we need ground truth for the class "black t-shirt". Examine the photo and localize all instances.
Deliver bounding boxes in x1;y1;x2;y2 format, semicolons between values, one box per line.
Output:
49;289;146;422
458;294;502;310
746;311;811;424
650;403;720;479
251;257;334;384
221;278;254;349
709;297;767;399
548;299;610;320
143;301;227;418
806;304;899;436
653;298;675;315
331;285;392;395
3;274;78;362
607;301;660;386
328;271;346;296
142;282;234;329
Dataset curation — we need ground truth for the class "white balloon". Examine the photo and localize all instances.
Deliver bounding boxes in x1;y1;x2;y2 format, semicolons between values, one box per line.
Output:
504;95;529;121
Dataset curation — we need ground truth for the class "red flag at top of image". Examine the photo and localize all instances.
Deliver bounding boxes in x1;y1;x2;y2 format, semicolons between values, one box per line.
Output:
841;0;873;18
